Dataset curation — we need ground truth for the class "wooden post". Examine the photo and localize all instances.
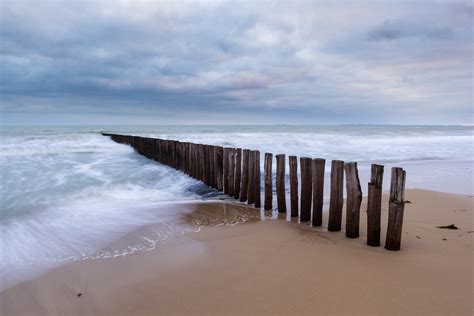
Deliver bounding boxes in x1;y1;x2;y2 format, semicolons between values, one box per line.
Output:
289;156;298;218
200;144;205;182
223;148;229;194
367;164;384;246
208;146;214;188
300;157;312;222
239;149;250;202
228;148;235;197
311;158;325;227
264;153;273;210
216;147;224;191
233;148;242;199
328;160;344;231
203;145;209;185
385;167;406;251
247;150;255;205
344;162;362;238
276;154;287;213
254;150;261;208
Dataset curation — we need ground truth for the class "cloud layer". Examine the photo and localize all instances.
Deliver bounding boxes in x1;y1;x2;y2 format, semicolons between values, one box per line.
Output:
1;0;472;125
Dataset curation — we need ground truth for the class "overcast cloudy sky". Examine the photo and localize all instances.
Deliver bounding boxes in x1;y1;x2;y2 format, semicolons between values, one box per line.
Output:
1;0;472;125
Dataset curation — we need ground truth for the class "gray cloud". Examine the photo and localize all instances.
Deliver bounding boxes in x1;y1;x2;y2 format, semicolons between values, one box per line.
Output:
0;0;472;125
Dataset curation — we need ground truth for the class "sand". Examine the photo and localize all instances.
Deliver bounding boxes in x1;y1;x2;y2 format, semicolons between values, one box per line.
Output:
1;189;473;315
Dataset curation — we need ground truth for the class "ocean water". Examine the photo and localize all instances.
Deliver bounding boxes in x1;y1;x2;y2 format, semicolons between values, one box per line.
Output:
1;125;473;289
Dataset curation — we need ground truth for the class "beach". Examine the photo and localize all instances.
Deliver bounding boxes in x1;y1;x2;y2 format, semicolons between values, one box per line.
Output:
1;189;472;315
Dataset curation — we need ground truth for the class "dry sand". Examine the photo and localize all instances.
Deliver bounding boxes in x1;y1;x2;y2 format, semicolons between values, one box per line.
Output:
1;189;473;315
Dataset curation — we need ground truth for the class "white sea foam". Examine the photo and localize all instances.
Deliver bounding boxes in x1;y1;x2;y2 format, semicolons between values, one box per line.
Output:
0;129;209;290
0;125;472;290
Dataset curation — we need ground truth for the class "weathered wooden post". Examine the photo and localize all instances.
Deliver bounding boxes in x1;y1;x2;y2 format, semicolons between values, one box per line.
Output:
192;143;196;178
264;153;273;210
328;160;344;231
311;158;325;227
199;144;205;182
233;148;242;199
247;150;256;205
367;164;384;246
208;146;215;188
254;150;261;208
228;148;235;196
289;156;299;218
223;148;229;194
385;167;406;251
203;145;209;185
239;149;250;202
216;146;224;191
300;157;312;222
344;162;362;238
276;154;287;213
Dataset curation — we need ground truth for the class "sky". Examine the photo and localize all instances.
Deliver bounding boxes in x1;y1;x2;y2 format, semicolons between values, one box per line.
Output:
0;0;473;125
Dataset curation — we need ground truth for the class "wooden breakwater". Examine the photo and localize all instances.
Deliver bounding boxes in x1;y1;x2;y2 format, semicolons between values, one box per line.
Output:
102;133;407;251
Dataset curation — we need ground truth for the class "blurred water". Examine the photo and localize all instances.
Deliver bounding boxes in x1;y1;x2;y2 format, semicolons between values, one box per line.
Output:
1;125;472;289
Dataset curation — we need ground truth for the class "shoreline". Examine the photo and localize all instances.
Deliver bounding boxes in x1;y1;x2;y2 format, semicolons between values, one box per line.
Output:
1;189;473;315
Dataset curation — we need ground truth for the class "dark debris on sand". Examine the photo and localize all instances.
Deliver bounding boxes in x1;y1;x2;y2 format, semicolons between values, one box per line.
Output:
436;224;458;230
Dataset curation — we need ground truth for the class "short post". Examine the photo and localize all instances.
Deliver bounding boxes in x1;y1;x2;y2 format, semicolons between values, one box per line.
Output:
289;156;299;218
276;154;287;213
300;157;312;222
239;149;250;202
328;160;344;231
254;150;261;208
247;150;256;205
233;148;242;199
311;158;325;227
264;153;273;210
344;162;362;238
367;164;384;246
385;167;406;251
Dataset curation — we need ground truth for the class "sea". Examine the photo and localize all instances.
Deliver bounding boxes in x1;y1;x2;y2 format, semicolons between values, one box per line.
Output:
1;125;472;289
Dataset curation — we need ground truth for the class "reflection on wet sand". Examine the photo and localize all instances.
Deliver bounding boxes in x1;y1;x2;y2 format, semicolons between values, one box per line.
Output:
181;202;272;227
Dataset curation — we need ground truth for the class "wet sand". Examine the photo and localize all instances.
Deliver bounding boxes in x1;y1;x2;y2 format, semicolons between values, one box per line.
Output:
1;189;473;315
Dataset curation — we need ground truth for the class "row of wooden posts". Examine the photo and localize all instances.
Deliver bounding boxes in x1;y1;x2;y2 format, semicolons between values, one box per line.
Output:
102;133;407;251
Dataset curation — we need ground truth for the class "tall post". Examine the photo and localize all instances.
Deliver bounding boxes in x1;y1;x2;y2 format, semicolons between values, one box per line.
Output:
367;164;384;246
300;157;312;222
344;162;362;238
385;167;406;251
328;160;344;231
223;148;229;194
276;154;287;213
228;148;235;196
233;148;242;199
239;149;250;202
247;150;256;205
289;156;299;218
264;153;273;210
216;147;224;191
312;158;325;227
254;150;261;208
199;144;205;182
